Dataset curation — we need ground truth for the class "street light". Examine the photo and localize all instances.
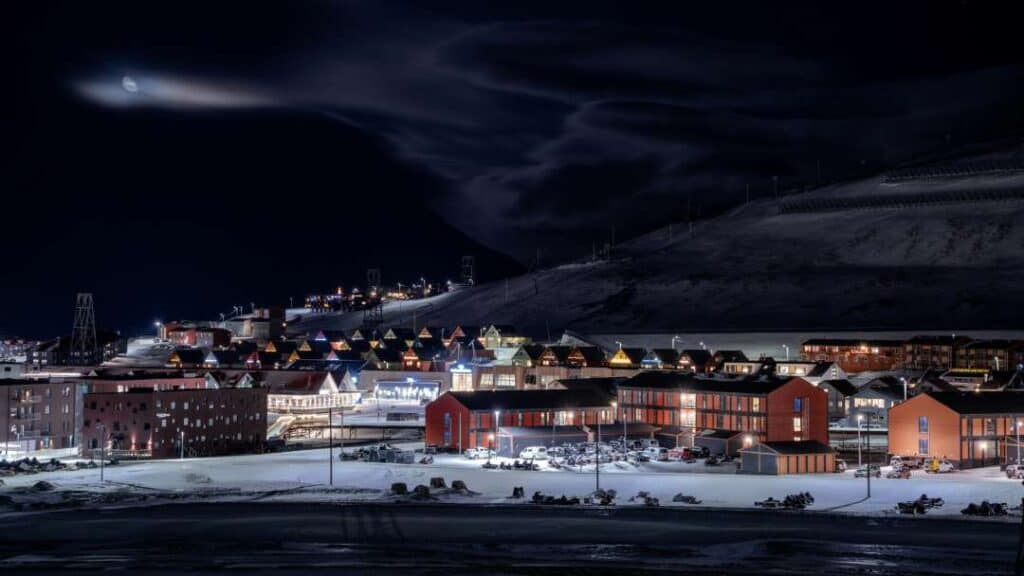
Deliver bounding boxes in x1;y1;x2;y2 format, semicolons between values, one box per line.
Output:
900;377;908;401
96;423;106;482
1016;420;1022;466
782;344;790;361
487;433;495;465
595;408;602;493
979;440;988;466
180;430;185;460
492;409;501;460
328;406;334;486
856;414;864;468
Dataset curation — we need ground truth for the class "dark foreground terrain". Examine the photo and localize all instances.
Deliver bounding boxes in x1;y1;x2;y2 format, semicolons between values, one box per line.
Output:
0;502;1019;575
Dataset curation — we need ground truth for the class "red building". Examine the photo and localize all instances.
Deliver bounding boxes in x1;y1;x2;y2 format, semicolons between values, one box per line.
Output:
82;385;267;459
167;326;232;349
77;371;210;394
889;391;1024;468
801;338;903;373
1;378;80;453
425;389;613;453
617;372;829;451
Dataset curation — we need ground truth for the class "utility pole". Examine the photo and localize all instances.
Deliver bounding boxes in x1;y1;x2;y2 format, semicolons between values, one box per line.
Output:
595;413;601;493
97;423;105;482
329;406;334;486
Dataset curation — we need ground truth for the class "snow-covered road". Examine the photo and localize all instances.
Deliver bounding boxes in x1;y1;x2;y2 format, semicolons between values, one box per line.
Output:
3;448;1022;518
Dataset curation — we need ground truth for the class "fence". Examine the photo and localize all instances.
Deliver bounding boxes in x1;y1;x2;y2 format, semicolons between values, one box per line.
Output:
885;160;1024;183
778;187;1024;214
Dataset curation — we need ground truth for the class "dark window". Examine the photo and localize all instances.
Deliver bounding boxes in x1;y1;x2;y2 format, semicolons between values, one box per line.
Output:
793;398;803;412
143;423;151;431
918;416;928;433
919;439;929;455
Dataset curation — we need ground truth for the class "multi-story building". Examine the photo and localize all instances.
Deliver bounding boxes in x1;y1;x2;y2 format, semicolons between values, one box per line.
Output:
1;378;80;454
82;385;267;459
801;338;903;373
425;389;613;453
889;391;1024;468
616;372;829;450
955;340;1024;371
167;326;232;349
26;332;127;369
901;335;971;370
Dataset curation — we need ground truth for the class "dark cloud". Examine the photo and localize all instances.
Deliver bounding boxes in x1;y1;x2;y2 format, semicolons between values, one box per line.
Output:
8;1;1024;334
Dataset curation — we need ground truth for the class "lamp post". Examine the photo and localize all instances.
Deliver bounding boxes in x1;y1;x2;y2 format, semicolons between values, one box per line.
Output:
493;410;501;459
96;423;106;483
900;377;908;401
595;409;602;493
782;344;790;361
487;433;495;465
858;411;873;498
980;440;988;467
328;406;334;486
611;400;623;455
1017;420;1022;466
180;430;185;460
856;414;863;468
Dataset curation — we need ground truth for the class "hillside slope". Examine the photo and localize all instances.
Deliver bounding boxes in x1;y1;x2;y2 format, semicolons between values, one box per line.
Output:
296;156;1024;336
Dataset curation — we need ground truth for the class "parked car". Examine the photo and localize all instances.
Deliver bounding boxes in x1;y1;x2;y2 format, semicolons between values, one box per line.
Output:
464;447;495;460
854;465;881;478
519;446;550;460
668;448;693;461
925;458;956;474
890;455;923;470
643;446;669;461
627;451;651;463
630;439;660;451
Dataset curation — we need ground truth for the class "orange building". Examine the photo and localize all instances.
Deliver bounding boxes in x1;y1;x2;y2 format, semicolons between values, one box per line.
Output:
801;338;902;373
617;373;829;450
889;391;1024;468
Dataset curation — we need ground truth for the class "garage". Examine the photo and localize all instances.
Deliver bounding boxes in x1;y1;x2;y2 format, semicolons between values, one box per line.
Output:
694;429;749;456
740;441;835;475
496;426;588;458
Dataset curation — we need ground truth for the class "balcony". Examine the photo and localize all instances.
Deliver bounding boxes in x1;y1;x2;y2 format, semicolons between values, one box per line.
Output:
13;413;41;422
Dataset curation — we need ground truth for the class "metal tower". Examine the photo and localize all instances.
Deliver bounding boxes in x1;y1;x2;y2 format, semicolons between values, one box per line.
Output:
461;256;475;285
70;293;98;365
363;268;384;326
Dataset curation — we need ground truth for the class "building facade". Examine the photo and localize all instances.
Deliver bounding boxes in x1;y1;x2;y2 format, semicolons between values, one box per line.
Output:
1;378;80;454
888;391;1024;468
425;389;613;452
83;386;267;459
616;373;829;450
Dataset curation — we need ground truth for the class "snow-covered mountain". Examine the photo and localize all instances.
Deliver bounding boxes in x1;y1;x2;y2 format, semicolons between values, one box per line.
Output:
297;148;1024;336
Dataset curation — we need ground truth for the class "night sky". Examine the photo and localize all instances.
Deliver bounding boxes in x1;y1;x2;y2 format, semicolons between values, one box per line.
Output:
7;1;1024;338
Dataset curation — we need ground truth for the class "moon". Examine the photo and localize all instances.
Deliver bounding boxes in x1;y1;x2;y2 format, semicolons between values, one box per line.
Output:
121;76;138;93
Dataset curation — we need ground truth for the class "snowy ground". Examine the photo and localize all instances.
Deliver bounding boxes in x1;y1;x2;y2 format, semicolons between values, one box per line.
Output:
2;447;1021;520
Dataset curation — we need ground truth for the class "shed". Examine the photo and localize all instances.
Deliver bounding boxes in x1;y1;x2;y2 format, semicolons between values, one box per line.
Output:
694;428;747;456
740;441;835;475
496;426;588;457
